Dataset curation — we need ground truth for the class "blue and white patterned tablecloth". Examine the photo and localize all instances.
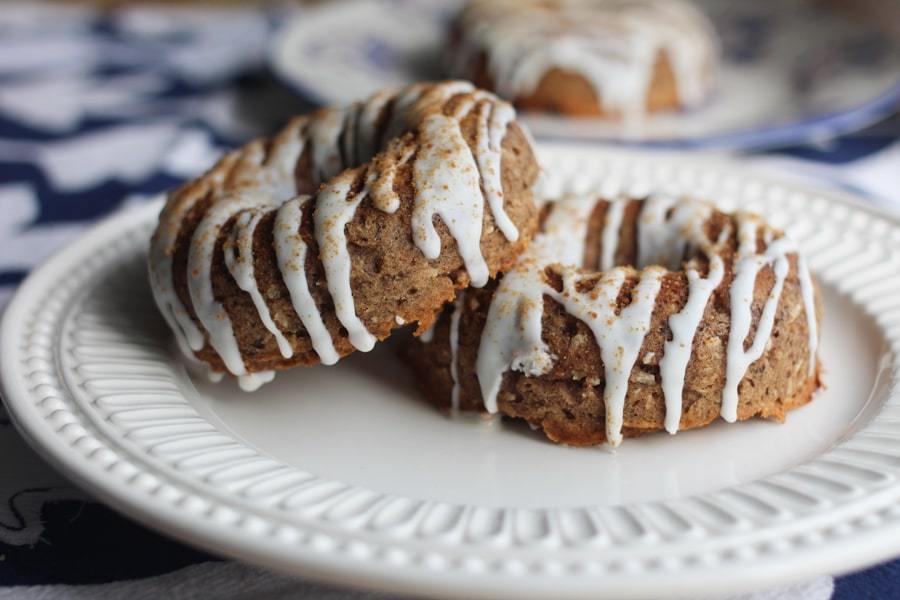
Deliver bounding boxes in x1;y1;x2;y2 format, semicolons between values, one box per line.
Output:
1;3;899;599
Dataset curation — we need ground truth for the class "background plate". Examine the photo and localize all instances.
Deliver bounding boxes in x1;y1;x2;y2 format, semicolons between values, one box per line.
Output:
3;146;900;599
269;0;900;149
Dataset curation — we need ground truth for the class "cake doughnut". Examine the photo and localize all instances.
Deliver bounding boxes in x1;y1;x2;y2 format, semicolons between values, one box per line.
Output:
404;194;822;446
148;81;540;390
448;0;719;119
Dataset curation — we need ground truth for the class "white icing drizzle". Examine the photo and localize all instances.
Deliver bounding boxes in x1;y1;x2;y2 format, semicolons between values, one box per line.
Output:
449;292;467;412
474;196;818;445
412;112;490;287
148;197;206;353
223;207;293;359
553;266;665;446
720;218;791;423
226;142;268;190
238;370;276;392
307;108;346;183
474;99;519;242
542;193;601;265
636;197;727;434
380;84;429;143
659;255;724;433
453;0;718;120
637;194;691;269
381;80;472;143
476;256;553;414
273;196;340;365
796;255;818;377
599;197;626;271
151;82;525;388
355;89;394;164
314;172;378;352
148;151;247;357
476;194;599;412
187;194;270;377
364;143;415;214
263;122;306;200
409;81;479;128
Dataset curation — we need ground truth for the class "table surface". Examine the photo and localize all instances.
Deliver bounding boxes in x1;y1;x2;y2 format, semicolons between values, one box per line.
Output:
1;3;899;599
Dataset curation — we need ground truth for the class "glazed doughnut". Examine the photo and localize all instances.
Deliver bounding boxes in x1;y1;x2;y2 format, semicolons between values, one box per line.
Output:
448;0;719;118
148;81;540;390
404;194;821;446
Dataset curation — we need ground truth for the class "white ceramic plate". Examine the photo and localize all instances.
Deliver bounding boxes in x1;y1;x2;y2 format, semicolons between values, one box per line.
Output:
269;0;900;149
3;146;900;599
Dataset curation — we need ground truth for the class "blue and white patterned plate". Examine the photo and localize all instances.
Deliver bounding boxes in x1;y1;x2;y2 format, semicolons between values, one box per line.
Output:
269;0;900;149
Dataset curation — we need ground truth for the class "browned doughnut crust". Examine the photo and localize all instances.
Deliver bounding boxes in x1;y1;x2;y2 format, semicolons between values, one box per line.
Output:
402;199;822;446
150;83;539;378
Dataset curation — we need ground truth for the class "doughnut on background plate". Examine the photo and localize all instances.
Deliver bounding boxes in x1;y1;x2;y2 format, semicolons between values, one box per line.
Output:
269;0;900;149
3;145;900;599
